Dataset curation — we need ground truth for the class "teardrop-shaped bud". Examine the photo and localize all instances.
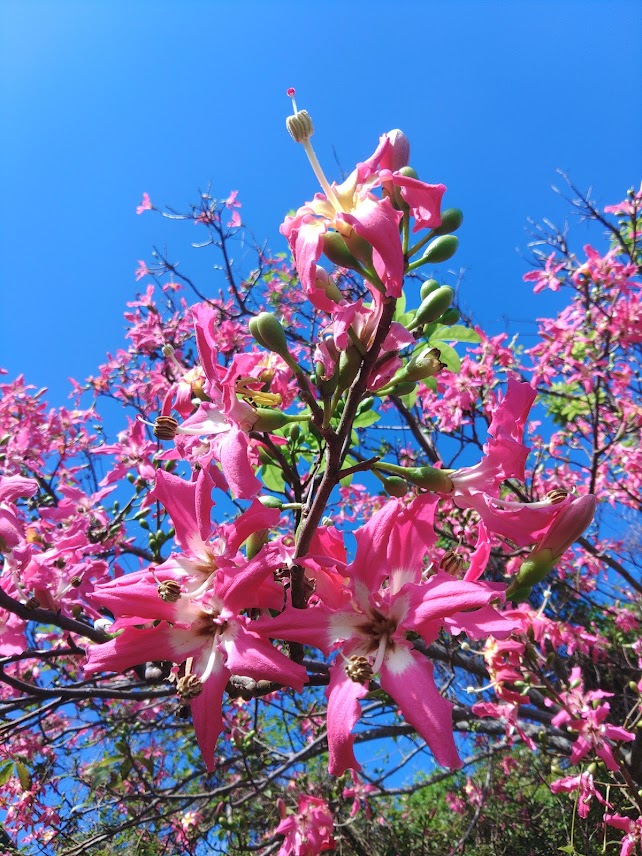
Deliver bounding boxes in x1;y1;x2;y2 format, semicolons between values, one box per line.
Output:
432;208;463;236
420;279;440;301
440;308;461;326
422;235;459;264
323;232;360;269
413;286;455;327
381;475;409;497
249;313;291;361
407;467;454;492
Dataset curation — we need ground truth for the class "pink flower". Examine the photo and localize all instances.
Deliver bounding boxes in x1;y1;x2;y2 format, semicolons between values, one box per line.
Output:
135;260;150;281
136;192;153;214
275;796;335;856
86;571;306;771
604;814;642;856
523;252;565;293
281;127;445;302
256;495;513;774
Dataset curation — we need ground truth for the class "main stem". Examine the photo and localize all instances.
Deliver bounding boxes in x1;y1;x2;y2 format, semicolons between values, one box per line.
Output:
289;297;397;613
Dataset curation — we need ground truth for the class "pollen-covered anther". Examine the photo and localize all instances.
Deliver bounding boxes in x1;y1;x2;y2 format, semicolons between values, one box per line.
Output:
440;551;466;578
345;656;374;684
154;416;179;440
286;110;314;144
545;488;569;504
69;576;83;588
25;596;40;610
158;580;182;603
177;674;204;700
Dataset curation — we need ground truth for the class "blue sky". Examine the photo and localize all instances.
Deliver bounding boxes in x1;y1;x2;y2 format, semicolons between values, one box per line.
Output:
1;0;640;405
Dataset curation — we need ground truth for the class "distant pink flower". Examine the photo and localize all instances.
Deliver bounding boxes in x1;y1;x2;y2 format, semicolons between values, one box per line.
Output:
275;795;335;856
136;192;153;214
135;260;150;281
523;252;565;293
550;771;607;819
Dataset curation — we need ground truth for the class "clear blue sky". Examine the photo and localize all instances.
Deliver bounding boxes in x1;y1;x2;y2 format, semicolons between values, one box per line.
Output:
1;0;640;405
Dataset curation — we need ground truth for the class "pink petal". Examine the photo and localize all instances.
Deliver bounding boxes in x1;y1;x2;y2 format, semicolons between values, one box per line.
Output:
380;647;461;769
190;659;229;771
216;426;261;499
326;659;368;775
221;624;307;691
337;197;404;297
151;467;214;552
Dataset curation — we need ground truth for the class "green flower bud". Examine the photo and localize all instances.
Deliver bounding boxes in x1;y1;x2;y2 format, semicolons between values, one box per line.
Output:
382;380;417;397
249;313;291;361
506;550;555;599
245;530;269;560
381;476;409;498
323;232;361;269
412;286;455;328
440;308;461;326
422;235;459;264
397;166;418;179
432;208;464;236
336;347;363;394
343;232;373;267
407;467;454;492
252;408;291;432
420;279;440;301
259;496;283;509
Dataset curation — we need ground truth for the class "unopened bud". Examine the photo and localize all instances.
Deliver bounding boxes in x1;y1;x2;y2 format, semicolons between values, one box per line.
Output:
440;308;461;326
252;408;291;432
381;476;409;498
286;110;314;144
411;286;455;328
407;467;454;492
322;232;361;269
258;496;283;509
432;208;464;236
336;347;363;394
249;313;292;362
422;235;459;264
420;279;440;301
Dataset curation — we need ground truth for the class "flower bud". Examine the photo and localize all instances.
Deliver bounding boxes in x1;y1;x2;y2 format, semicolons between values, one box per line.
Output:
322;232;361;269
381;476;409;497
407;467;454;492
440;308;461;326
252;408;292;432
432;208;464;236
245;529;269;560
395;348;445;383
383;380;417;397
422;235;459;264
420;279;440;301
249;313;291;362
385;131;411;171
336;347;363;394
259;495;283;509
412;286;455;328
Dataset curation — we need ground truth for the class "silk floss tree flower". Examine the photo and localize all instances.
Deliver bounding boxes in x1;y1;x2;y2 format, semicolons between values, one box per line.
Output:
280;89;446;304
255;494;516;774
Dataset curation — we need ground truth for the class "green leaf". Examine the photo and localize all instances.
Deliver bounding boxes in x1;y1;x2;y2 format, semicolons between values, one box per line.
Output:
400;386;419;407
0;760;13;786
430;324;481;343
260;463;285;494
353;409;380;429
429;341;461;372
15;761;32;792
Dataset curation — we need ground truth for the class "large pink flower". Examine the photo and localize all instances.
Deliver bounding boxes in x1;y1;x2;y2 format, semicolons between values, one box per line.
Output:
281;129;445;302
256;495;513;774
